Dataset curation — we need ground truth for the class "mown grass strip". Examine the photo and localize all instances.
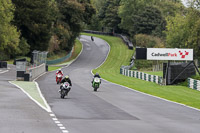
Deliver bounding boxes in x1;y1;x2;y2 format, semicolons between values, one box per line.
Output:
48;39;82;71
82;32;200;109
10;81;48;111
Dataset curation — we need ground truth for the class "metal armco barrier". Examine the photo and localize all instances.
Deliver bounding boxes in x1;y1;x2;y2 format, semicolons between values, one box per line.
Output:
0;61;7;68
188;78;200;91
46;50;72;65
26;63;46;81
120;67;163;84
84;30;133;50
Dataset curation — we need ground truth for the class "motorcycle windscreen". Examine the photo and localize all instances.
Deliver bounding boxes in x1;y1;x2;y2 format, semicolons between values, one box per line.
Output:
94;77;100;83
63;82;70;89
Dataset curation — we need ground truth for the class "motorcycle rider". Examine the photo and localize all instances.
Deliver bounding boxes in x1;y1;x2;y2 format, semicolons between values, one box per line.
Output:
91;36;94;41
94;73;101;78
92;73;101;84
56;68;63;82
60;75;72;92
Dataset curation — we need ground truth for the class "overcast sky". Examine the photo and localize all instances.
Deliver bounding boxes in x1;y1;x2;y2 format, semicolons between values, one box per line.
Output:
181;0;188;7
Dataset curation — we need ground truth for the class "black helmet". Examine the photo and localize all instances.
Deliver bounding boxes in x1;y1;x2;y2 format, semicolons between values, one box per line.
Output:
95;73;99;76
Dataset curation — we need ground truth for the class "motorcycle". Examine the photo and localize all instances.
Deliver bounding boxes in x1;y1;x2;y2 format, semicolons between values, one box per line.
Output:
56;73;63;84
59;82;71;99
92;77;101;91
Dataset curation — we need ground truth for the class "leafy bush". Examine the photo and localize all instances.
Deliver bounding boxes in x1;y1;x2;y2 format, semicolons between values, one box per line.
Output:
134;34;165;48
191;75;200;80
134;60;153;70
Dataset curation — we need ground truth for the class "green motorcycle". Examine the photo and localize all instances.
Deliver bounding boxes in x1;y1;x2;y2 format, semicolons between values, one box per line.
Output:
92;77;101;91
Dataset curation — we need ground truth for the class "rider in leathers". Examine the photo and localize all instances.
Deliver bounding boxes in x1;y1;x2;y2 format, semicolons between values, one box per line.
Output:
56;69;63;82
60;75;72;92
91;73;101;85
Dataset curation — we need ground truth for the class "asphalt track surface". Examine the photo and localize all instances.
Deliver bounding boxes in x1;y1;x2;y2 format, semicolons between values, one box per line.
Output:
0;65;60;132
36;35;200;133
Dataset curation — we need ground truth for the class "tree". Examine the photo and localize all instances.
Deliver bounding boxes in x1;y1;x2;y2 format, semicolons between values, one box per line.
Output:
131;6;166;37
118;0;152;35
55;0;95;51
118;0;183;36
18;37;30;56
165;9;200;59
165;13;188;48
153;0;184;17
135;34;165;48
102;0;121;33
185;9;200;59
0;0;20;60
12;0;54;52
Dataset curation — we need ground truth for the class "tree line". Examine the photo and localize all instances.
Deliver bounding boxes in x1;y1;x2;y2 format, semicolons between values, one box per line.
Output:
88;0;200;60
1;0;200;61
0;0;95;60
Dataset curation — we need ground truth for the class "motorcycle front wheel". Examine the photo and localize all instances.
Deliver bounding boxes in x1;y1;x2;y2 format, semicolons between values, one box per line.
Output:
60;90;65;99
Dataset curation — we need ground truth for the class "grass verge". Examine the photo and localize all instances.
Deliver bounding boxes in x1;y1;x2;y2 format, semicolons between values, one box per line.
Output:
143;71;163;77
82;33;200;109
48;39;82;71
10;81;50;112
7;56;30;64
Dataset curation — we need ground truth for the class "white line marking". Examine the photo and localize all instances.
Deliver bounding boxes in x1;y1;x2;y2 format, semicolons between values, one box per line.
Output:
62;39;83;69
60;127;66;130
55;121;60;124
50;114;55;117
57;124;63;127
0;70;9;74
9;81;50;112
52;118;58;121
35;82;52;112
102;74;200;112
93;39;110;70
49;113;68;132
89;35;200;112
33;72;47;81
62;130;69;133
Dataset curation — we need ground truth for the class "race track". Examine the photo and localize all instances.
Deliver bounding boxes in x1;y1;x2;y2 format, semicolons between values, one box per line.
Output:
0;65;60;133
37;35;200;133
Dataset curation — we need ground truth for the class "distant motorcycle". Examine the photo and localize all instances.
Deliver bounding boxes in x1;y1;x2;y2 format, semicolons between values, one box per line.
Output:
92;77;101;91
59;82;71;99
91;36;94;41
56;73;63;84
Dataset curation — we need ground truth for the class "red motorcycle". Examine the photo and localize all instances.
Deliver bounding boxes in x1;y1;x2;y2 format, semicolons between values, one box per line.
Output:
56;73;63;84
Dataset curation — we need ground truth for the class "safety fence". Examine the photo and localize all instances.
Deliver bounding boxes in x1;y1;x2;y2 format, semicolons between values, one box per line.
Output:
46;50;72;65
0;61;7;68
120;67;163;84
26;63;46;81
84;30;133;50
188;78;200;91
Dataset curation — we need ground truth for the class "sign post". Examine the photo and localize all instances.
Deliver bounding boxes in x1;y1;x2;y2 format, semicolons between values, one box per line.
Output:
135;48;199;85
147;48;193;61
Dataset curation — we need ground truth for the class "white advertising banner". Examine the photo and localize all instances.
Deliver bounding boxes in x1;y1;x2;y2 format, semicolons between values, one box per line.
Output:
147;48;193;61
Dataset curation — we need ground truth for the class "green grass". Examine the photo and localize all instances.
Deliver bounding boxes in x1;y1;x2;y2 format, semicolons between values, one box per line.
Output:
47;51;68;60
82;32;200;109
48;66;61;71
7;56;30;64
143;71;163;77
10;81;49;111
68;39;82;61
48;39;82;71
